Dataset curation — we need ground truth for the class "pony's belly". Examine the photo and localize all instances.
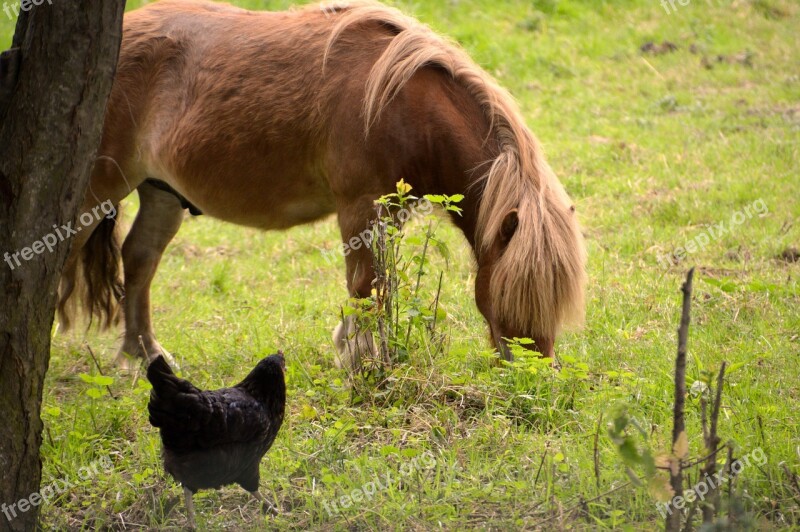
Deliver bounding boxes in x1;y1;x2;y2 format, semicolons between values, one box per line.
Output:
145;156;337;229
186;185;336;230
278;197;337;227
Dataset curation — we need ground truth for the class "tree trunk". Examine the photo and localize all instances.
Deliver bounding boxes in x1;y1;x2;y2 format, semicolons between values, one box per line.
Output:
0;2;125;530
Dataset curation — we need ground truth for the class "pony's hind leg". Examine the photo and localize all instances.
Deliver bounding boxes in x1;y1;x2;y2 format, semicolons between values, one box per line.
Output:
115;180;184;368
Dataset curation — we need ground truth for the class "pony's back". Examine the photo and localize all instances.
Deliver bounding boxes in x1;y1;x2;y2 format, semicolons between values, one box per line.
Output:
103;1;406;225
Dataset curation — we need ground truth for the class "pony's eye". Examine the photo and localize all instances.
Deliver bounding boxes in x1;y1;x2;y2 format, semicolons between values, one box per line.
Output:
570;205;576;213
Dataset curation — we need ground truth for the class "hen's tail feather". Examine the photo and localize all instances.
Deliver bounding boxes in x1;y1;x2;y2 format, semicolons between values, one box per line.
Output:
147;355;198;429
147;355;175;386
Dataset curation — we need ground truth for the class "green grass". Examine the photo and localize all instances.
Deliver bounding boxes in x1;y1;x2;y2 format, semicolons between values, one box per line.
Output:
3;0;799;529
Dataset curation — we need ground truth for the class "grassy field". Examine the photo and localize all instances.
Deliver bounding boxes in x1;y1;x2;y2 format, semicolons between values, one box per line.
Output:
3;0;800;529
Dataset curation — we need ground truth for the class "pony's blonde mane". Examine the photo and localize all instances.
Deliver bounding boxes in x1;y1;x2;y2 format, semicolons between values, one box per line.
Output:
322;1;586;340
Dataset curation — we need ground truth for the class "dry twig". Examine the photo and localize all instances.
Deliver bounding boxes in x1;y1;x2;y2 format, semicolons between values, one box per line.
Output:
667;268;694;532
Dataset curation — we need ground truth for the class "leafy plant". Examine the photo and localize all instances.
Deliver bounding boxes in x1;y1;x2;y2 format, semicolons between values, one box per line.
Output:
607;405;674;502
344;180;462;388
78;373;114;400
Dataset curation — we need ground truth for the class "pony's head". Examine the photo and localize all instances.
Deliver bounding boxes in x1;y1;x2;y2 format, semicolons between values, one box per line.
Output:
473;147;586;359
323;0;587;359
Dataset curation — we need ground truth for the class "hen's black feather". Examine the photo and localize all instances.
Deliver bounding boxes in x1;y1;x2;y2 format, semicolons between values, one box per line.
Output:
147;354;286;493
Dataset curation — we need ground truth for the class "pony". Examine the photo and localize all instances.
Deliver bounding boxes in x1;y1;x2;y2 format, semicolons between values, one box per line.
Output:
58;0;587;368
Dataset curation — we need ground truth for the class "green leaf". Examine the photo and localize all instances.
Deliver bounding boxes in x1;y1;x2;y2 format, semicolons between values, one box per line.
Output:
747;280;778;293
612;411;629;435
726;361;746;374
618;438;641;467
94;375;114;386
380;445;401;457
625;466;643;487
704;277;737;292
86;388;105;399
425;194;445;204
300;404;318;420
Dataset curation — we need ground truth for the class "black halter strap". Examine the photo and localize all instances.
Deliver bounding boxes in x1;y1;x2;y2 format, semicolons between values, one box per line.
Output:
144;178;203;216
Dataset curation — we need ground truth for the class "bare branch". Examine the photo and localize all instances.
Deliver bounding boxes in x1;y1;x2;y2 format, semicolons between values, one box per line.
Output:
702;362;727;523
667;267;694;532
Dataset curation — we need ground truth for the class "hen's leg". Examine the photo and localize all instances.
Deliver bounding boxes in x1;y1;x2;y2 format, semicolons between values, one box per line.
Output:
251;491;279;516
183;487;196;530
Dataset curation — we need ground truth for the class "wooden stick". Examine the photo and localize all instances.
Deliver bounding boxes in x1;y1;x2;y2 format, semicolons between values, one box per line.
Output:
726;446;735;525
781;464;800;505
85;343;117;400
702;362;727;523
667;268;694;532
131;335;148;390
594;412;603;491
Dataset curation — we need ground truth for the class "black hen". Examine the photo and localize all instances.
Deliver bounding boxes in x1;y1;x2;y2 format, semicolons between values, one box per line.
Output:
146;353;286;528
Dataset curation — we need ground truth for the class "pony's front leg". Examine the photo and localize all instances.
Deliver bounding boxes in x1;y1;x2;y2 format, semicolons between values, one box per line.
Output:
333;312;378;370
332;204;379;370
115;181;184;369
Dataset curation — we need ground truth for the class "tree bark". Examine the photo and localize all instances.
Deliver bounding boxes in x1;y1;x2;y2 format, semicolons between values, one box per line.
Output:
0;2;125;530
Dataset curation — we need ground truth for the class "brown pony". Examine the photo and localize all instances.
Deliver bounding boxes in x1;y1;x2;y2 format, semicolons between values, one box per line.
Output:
58;0;587;367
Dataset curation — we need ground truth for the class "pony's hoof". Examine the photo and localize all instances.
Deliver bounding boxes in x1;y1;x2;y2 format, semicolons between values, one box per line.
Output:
332;317;376;371
113;351;137;372
115;338;179;371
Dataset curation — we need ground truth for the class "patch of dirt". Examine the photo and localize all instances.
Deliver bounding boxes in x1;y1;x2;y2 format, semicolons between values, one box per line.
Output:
701;50;754;69
640;40;678;55
172;243;237;259
779;247;800;263
437;386;488;422
750;0;794;20
697;266;741;278
725;247;752;263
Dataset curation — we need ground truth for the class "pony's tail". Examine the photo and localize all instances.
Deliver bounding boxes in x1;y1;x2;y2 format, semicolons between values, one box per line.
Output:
57;206;124;330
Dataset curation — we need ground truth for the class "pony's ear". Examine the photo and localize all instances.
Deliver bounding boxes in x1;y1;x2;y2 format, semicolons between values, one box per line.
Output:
500;209;519;244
